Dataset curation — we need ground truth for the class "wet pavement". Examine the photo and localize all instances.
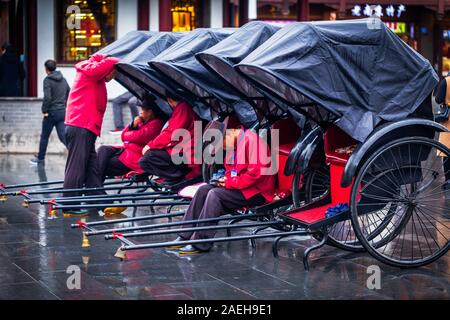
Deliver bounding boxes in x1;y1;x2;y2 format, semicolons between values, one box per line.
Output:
0;154;449;300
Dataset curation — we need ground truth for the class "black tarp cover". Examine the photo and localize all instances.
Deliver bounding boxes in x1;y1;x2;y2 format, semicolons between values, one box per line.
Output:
236;18;439;142
96;31;155;59
196;21;283;124
115;32;185;117
150;28;238;122
197;21;279;99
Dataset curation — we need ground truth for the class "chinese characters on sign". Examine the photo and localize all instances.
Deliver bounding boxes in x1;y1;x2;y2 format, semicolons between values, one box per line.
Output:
351;4;406;18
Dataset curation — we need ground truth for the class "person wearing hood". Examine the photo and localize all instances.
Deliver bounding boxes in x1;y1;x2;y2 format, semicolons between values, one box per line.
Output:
62;53;119;213
30;60;70;165
0;43;25;97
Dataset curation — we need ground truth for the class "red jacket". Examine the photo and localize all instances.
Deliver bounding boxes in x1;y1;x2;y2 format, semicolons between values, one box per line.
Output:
65;54;120;136
224;130;275;203
117;118;165;173
148;101;200;168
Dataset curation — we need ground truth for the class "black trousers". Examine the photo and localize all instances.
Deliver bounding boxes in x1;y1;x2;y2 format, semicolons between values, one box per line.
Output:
38;110;67;160
178;184;265;251
63;126;103;198
139;149;188;183
97;145;131;181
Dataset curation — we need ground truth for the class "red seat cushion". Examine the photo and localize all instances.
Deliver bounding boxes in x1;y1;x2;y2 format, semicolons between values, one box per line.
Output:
277;143;295;156
326;151;351;166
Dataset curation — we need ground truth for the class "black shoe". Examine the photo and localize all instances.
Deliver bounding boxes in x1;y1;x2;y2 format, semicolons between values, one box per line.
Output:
178;245;208;255
62;209;90;217
29;156;44;165
166;237;185;250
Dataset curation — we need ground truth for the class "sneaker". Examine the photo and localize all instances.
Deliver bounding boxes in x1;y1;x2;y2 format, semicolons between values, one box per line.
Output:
110;128;124;134
29;156;44;165
103;207;128;215
63;210;89;217
177;245;208;255
104;213;128;220
165;236;185;250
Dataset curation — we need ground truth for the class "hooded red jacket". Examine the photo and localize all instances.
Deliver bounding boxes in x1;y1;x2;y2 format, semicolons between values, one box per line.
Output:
148;101;200;168
65;54;120;136
117;118;165;173
224;129;275;203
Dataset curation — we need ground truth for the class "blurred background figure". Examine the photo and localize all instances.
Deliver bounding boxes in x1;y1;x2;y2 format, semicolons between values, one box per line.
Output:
0;43;25;97
111;91;139;133
30;60;70;165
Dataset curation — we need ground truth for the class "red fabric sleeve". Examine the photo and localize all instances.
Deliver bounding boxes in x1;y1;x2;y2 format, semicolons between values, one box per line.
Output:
224;134;267;190
77;54;119;82
225;154;263;191
121;119;164;146
148;102;195;149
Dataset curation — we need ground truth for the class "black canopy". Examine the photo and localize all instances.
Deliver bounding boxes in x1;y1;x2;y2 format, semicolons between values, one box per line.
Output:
196;21;286;124
236;19;439;141
96;31;155;59
115;32;185;117
150;28;241;122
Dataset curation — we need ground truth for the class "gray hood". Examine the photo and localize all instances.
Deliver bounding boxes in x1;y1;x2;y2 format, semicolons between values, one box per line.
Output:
47;71;64;81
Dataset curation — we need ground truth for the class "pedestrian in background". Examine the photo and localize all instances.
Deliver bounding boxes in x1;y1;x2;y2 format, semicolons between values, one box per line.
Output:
30;60;70;165
434;73;450;193
110;91;139;133
0;43;25;97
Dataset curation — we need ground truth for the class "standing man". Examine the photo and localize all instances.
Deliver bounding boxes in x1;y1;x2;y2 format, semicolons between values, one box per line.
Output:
110;91;139;133
63;53;119;213
434;74;450;194
30;60;70;165
0;43;25;97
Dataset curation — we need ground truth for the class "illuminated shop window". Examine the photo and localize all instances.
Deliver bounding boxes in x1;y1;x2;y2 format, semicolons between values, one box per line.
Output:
172;0;196;32
257;0;298;21
57;0;116;64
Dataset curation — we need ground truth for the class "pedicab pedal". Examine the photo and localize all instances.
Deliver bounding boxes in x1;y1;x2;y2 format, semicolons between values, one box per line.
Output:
114;247;127;260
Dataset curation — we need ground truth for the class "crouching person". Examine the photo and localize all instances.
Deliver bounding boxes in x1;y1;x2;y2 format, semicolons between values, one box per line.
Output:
171;126;276;254
139;92;201;185
96;95;166;216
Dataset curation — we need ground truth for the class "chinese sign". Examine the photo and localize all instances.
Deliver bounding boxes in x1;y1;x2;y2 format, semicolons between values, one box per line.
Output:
351;4;406;18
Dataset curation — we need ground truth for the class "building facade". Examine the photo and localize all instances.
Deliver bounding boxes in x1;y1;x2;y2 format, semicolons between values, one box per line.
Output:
1;0;450;98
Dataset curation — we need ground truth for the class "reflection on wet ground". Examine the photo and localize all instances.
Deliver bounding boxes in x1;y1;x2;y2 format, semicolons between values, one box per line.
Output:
0;155;448;300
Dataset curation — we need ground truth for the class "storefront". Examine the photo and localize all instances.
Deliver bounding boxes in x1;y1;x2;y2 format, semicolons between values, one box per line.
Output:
307;1;443;75
15;0;227;98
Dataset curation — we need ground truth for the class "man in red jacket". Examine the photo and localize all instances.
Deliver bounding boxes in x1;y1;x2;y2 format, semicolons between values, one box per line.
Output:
139;92;201;184
63;53;119;210
171;125;276;254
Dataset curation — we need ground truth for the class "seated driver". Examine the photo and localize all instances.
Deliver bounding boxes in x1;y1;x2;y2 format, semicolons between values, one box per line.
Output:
139;91;201;184
95;94;166;215
170;123;276;254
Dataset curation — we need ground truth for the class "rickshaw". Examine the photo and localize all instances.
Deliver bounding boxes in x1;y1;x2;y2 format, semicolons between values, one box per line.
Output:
232;18;449;268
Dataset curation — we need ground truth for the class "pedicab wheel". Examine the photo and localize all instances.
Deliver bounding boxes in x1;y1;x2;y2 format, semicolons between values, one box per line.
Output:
351;137;450;268
292;166;330;208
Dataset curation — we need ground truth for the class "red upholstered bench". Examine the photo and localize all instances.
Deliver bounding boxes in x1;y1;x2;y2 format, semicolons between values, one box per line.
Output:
324;126;357;167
